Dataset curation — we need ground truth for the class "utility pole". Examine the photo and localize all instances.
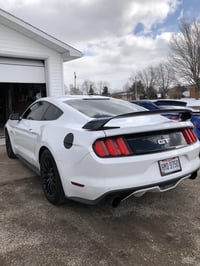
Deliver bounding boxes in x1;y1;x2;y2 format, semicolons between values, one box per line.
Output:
74;72;77;89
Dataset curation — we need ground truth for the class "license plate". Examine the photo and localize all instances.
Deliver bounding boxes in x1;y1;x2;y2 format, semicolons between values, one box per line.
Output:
159;157;181;176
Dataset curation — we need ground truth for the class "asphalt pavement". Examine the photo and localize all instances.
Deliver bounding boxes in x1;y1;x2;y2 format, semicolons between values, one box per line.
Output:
0;145;200;266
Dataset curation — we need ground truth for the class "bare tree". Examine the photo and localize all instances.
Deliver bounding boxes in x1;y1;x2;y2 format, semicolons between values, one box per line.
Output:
81;80;96;94
96;81;110;95
169;18;200;97
137;66;157;98
69;84;82;95
155;63;176;98
127;78;145;99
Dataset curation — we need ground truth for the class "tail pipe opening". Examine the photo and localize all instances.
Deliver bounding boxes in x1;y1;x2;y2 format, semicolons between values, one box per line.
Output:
189;171;198;180
111;197;121;208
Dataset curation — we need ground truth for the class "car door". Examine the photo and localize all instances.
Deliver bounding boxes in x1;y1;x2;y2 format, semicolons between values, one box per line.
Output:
13;101;50;164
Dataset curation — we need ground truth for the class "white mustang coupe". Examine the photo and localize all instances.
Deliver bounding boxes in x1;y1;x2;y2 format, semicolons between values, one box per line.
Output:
5;96;200;207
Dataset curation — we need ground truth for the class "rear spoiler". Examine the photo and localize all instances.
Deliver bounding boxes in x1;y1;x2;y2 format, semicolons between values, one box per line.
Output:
192;111;200;115
82;109;192;131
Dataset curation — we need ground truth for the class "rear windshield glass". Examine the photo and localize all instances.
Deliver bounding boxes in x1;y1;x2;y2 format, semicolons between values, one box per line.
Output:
64;99;144;118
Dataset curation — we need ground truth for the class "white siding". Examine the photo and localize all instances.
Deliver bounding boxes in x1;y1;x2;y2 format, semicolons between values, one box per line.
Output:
0;23;64;96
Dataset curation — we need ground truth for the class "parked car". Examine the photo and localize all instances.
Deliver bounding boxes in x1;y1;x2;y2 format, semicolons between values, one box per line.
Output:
5;96;200;207
154;99;187;107
131;100;180;120
132;100;200;139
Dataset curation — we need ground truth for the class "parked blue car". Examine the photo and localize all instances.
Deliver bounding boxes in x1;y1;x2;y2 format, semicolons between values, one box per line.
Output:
154;99;187;107
132;100;200;139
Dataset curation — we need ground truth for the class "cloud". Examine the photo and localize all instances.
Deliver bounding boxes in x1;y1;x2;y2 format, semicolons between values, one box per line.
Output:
64;31;173;90
0;0;181;90
0;0;179;42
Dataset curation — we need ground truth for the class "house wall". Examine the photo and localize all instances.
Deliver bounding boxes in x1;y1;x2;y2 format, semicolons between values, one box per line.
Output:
0;23;64;96
189;86;200;99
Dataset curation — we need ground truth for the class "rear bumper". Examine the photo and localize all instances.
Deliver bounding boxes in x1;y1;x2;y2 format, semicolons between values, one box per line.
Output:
57;139;200;205
68;170;199;205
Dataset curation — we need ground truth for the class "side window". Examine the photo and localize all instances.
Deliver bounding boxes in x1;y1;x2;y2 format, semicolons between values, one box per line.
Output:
22;102;50;120
42;104;63;120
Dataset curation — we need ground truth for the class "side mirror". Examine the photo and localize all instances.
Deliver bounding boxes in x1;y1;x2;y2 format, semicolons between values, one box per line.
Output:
9;113;21;120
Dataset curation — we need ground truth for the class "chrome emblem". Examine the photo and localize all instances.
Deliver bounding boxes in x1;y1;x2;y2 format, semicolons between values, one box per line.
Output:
157;138;169;145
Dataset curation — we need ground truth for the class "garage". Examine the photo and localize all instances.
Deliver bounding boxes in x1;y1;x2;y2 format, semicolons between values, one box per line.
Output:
0;57;46;126
0;8;82;128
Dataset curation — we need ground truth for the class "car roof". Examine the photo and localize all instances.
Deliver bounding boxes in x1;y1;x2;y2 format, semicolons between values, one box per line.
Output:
36;95;111;108
44;95;110;101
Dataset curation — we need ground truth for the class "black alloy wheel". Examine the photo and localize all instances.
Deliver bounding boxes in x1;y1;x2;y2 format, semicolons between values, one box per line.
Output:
5;130;16;159
40;149;65;205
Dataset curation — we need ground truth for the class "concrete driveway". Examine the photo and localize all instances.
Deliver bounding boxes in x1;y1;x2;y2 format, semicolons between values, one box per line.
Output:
0;145;200;265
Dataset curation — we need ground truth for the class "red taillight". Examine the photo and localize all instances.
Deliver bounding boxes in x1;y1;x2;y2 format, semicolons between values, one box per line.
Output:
188;129;197;142
182;128;197;144
93;140;109;157
116;137;131;155
105;139;121;156
93;137;132;157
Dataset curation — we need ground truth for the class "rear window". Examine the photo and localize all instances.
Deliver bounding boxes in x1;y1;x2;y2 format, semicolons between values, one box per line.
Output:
64;99;143;118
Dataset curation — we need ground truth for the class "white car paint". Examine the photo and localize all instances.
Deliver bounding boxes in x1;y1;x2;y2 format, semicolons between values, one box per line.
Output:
5;96;200;206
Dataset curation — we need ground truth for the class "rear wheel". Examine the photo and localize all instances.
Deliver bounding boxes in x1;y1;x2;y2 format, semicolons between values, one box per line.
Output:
5;130;16;159
40;149;65;205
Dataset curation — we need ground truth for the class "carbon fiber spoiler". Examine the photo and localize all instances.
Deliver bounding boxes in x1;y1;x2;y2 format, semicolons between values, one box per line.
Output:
82;109;192;131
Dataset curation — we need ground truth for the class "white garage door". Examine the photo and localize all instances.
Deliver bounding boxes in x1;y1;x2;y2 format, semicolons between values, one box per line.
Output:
0;57;45;83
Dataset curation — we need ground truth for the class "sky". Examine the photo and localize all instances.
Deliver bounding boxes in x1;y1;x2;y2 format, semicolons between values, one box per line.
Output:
0;0;200;92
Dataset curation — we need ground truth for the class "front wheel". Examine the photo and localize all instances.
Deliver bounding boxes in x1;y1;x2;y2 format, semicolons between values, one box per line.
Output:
5;130;16;159
40;149;65;205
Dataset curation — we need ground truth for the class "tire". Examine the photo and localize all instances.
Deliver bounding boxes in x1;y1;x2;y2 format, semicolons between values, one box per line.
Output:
40;149;66;205
5;130;16;159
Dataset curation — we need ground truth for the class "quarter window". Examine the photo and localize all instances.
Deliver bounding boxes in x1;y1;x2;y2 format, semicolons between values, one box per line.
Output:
43;105;63;120
22;102;50;120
